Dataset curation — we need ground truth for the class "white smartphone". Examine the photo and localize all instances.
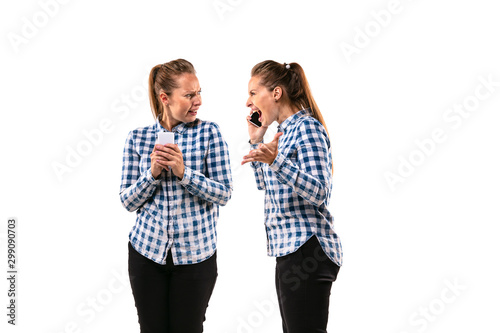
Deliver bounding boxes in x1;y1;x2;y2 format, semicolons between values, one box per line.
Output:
157;132;174;145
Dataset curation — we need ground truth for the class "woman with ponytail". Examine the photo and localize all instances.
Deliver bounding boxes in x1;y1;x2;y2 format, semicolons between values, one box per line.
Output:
120;59;232;332
242;60;343;332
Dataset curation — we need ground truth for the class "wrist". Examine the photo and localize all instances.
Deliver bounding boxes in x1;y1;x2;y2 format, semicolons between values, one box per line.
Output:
249;138;263;145
152;169;161;179
177;165;185;180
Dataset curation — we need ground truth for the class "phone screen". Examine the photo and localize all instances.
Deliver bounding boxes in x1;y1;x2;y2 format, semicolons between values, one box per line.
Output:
249;111;262;128
158;132;174;145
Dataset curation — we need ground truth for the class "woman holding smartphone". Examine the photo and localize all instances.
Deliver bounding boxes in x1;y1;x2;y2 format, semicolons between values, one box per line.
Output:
119;59;232;332
242;60;343;333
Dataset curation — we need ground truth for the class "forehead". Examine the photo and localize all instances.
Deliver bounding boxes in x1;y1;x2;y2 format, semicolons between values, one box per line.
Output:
248;76;262;90
175;73;200;90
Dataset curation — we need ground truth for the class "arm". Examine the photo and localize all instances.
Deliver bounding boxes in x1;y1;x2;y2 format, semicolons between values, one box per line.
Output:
119;131;161;212
179;123;233;206
249;142;266;191
269;121;332;206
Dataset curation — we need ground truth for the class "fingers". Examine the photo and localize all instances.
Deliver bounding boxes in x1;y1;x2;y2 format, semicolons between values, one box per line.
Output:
155;144;181;154
241;147;271;165
151;149;171;170
242;149;259;161
156;160;170;168
243;150;258;159
241;158;254;165
241;152;258;165
154;144;183;161
272;132;283;142
164;143;181;153
259;144;273;156
151;153;168;166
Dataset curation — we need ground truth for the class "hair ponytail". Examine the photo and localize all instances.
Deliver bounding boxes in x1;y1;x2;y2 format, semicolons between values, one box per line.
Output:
148;59;196;120
148;65;163;119
251;60;331;139
288;63;330;140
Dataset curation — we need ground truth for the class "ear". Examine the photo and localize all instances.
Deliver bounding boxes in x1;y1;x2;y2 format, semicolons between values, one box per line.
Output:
159;91;169;106
273;86;283;101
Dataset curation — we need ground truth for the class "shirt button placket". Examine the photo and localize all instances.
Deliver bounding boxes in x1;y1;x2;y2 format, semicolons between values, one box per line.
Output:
168;170;176;261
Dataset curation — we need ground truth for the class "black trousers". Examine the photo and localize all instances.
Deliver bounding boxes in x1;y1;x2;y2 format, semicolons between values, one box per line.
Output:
128;242;217;333
275;236;341;333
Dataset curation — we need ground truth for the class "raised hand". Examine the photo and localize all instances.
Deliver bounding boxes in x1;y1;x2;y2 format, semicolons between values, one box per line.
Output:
241;132;283;165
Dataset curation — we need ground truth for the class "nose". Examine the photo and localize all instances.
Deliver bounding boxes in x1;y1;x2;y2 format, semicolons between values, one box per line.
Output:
193;94;202;106
246;96;252;108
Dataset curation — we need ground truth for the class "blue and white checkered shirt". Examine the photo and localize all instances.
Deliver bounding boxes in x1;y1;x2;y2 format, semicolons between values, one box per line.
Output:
250;109;343;266
120;118;232;265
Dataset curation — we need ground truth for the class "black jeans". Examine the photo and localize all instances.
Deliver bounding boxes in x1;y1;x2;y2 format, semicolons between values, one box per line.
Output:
128;242;217;333
275;236;340;333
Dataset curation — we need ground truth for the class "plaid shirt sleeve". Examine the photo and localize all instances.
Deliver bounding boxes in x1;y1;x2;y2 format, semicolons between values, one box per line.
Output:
119;130;161;212
179;123;233;206
269;119;331;207
249;141;266;191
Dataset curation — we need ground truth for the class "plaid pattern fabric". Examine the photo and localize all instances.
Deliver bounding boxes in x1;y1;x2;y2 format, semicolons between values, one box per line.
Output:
120;118;232;265
250;109;343;266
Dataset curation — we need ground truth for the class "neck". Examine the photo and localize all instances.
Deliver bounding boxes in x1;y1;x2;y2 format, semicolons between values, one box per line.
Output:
277;104;299;124
160;114;180;132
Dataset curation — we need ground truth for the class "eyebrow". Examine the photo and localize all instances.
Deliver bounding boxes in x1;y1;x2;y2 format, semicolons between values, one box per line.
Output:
183;88;201;94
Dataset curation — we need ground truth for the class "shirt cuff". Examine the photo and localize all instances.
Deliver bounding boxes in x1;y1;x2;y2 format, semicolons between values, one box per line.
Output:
269;152;286;172
146;168;161;184
250;142;262;149
179;166;192;186
249;142;263;168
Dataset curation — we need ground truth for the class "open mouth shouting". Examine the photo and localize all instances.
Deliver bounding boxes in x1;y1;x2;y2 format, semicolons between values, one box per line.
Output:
254;110;262;121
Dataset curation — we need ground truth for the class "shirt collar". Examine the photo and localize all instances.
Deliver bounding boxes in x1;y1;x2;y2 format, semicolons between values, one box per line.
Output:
155;117;199;134
278;108;312;132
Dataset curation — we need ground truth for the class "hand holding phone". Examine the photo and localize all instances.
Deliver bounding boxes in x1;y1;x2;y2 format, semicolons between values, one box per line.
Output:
153;132;175;176
247;110;269;144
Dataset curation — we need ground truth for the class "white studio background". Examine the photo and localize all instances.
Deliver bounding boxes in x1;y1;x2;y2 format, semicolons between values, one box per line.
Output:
1;0;499;332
